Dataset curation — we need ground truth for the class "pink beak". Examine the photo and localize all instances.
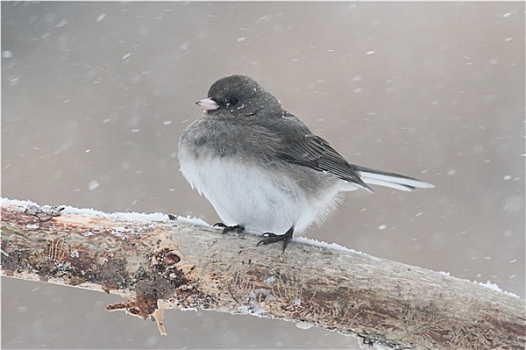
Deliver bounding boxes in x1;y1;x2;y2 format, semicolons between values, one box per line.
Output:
196;98;219;111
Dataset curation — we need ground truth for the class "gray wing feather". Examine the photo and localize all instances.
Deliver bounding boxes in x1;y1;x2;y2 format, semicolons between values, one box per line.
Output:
268;114;371;190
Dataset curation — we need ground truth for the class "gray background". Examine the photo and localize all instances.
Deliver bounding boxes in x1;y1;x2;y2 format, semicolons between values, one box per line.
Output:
2;2;524;349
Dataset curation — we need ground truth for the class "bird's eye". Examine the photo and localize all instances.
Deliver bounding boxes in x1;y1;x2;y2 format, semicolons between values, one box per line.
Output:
228;97;238;106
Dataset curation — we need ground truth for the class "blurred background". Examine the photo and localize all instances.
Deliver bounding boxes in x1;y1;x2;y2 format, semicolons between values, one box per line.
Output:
2;2;524;349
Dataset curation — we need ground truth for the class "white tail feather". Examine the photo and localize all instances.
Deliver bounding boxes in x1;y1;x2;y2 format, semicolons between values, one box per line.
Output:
358;171;435;192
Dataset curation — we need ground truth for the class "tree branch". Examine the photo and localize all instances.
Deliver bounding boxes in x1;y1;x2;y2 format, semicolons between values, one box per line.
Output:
1;199;524;349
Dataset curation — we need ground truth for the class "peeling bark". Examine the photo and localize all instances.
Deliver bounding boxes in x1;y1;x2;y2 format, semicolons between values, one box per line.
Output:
1;199;524;349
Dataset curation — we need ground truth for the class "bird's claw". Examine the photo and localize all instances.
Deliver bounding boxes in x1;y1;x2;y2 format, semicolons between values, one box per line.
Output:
257;227;294;253
213;223;245;235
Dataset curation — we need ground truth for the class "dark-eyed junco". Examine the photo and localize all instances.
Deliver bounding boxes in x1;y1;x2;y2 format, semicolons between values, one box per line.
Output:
178;75;433;251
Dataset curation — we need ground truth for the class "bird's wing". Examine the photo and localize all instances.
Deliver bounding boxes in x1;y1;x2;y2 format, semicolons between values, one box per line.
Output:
269;114;372;191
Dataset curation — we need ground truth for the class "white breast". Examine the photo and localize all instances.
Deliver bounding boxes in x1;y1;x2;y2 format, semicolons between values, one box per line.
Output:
178;150;321;234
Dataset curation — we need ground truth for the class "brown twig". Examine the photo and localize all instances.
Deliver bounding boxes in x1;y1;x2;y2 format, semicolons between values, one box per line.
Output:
1;199;524;349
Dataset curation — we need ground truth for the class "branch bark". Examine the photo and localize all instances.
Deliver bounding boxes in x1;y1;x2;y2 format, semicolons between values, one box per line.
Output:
1;199;524;349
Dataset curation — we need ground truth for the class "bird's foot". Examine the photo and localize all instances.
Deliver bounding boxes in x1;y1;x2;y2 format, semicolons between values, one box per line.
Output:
213;223;245;234
257;227;294;253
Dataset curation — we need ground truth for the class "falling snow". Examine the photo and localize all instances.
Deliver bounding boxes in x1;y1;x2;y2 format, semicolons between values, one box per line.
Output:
2;2;524;348
88;180;100;190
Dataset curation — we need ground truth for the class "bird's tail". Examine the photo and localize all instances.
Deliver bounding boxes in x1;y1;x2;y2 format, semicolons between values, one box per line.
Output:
354;165;435;192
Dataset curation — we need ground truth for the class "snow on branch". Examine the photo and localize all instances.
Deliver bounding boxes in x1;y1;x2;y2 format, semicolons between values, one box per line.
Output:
1;199;524;349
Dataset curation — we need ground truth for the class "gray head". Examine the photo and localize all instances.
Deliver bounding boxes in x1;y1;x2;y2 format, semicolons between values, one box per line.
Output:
196;75;282;117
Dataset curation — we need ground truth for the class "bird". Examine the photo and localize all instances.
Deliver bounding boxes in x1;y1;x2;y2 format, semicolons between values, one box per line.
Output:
178;75;434;251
